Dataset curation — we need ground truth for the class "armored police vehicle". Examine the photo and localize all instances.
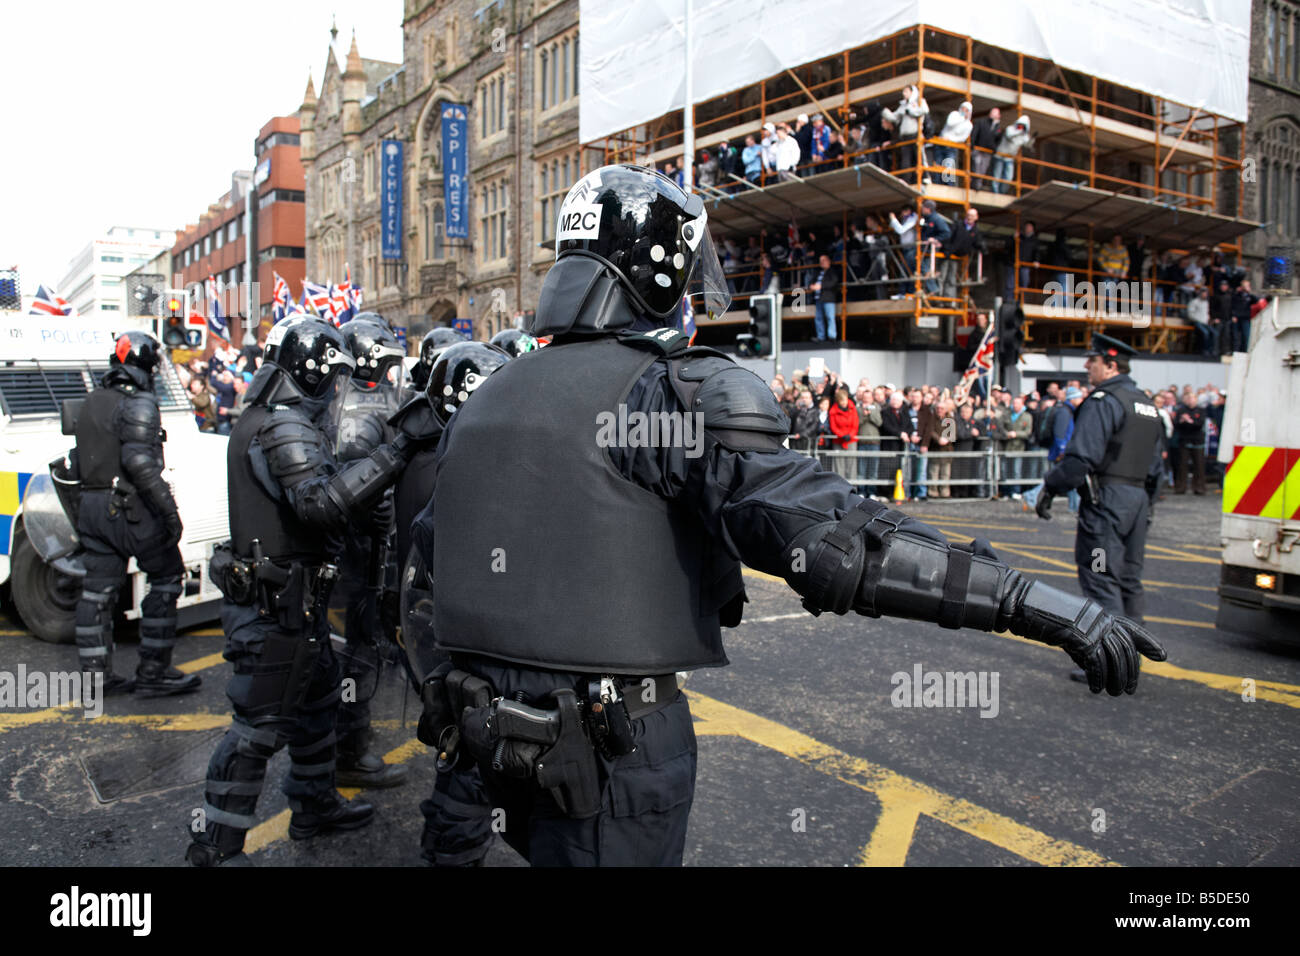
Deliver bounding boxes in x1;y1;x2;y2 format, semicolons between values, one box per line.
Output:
1216;296;1300;643
0;314;228;642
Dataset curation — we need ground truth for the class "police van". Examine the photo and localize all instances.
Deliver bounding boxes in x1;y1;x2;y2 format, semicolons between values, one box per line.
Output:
1216;296;1300;643
0;314;228;642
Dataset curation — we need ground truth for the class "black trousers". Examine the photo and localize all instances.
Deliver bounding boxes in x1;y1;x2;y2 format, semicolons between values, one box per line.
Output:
1074;484;1149;621
1174;445;1206;494
195;601;342;855
452;655;697;866
74;490;183;669
419;764;495;866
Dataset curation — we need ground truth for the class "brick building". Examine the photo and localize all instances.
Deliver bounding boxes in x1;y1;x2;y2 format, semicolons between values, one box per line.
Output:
300;0;588;348
170;115;307;343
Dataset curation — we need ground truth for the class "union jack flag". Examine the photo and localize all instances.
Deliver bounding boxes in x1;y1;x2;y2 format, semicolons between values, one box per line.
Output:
204;275;229;342
954;317;996;401
30;284;72;316
302;280;333;321
272;272;291;321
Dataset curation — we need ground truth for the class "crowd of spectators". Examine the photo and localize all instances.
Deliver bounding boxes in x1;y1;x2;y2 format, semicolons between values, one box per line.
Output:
658;89;1034;195
173;341;264;435
768;369;1226;501
1023;232;1265;356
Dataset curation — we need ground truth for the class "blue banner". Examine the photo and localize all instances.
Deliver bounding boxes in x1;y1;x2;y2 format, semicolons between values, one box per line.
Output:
441;104;469;239
452;318;473;338
382;139;404;259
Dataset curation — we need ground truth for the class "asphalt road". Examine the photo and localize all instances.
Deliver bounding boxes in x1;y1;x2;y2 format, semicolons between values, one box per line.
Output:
1;492;1297;867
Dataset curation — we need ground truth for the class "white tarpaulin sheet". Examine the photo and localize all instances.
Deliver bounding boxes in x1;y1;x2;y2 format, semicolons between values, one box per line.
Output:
578;0;1251;143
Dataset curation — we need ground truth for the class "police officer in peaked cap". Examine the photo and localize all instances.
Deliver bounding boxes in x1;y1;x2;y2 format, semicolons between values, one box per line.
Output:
1037;334;1165;656
413;165;1166;867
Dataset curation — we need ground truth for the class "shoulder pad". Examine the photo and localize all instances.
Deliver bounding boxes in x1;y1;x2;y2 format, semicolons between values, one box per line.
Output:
118;394;162;443
619;328;692;356
259;408;329;480
670;355;789;452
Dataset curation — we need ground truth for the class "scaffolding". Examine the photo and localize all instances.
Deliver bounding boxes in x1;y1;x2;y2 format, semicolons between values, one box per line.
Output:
588;23;1256;355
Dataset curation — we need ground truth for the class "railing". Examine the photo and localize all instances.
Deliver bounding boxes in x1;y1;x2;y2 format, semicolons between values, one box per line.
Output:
788;439;1051;499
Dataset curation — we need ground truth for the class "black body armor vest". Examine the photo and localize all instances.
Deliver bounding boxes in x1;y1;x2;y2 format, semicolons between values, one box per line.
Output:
228;403;333;563
1091;377;1163;484
75;387;127;489
432;336;737;674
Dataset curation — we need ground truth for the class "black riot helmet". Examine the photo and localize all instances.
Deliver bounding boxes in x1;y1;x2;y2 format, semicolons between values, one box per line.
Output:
489;328;539;358
341;318;405;385
110;330;164;375
262;315;356;398
351;310;392;332
419;327;466;368
426;341;511;425
552;163;731;321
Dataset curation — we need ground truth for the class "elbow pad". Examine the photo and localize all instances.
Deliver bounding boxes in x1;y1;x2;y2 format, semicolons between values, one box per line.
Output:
792;498;1019;631
855;531;1019;632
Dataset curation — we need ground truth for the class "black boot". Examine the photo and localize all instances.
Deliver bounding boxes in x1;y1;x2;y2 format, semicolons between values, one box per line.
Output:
336;728;410;789
288;795;375;840
81;658;134;696
185;842;253;867
134;656;202;698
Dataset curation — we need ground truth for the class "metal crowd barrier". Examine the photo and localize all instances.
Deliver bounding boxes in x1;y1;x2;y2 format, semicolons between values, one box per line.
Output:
789;440;1050;499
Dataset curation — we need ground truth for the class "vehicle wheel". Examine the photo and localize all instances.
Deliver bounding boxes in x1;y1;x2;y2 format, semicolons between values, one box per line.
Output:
10;522;80;644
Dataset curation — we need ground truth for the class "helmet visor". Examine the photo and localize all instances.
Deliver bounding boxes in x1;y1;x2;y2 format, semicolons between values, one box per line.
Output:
685;222;732;320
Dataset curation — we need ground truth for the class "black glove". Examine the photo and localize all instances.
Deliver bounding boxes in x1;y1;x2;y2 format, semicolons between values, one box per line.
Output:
1006;580;1167;695
366;493;394;537
388;395;441;461
162;510;183;547
458;704;544;778
1035;490;1054;520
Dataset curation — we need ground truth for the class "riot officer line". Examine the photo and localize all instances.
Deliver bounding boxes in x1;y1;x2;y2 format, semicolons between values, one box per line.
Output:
60;163;1172;869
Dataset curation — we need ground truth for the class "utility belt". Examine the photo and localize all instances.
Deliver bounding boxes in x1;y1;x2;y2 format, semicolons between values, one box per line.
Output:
416;665;679;819
83;477;144;520
209;538;339;631
1081;472;1144;505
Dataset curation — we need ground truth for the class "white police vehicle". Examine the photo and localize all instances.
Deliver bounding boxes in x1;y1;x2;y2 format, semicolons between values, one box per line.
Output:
0;314;228;642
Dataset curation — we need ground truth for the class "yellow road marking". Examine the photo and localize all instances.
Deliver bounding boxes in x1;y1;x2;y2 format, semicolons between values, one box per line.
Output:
921;518;1039;532
743;568;785;585
994;543;1080;572
1193;601;1219;612
688;691;1115;866
1144;545;1220;565
178;652;226;673
990;631;1300;706
1144;615;1217;630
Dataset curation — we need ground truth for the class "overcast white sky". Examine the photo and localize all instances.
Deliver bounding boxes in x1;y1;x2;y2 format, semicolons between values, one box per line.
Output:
1;1;404;293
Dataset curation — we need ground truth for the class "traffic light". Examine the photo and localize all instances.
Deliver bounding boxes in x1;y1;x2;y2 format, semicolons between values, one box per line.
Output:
997;301;1025;367
737;293;777;357
158;289;187;348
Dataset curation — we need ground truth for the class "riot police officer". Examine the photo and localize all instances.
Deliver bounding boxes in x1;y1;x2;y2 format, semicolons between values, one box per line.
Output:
409;327;466;392
73;330;199;697
187;316;438;866
398;341;510;866
1036;334;1164;625
329;317;409;788
413;164;1166;867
